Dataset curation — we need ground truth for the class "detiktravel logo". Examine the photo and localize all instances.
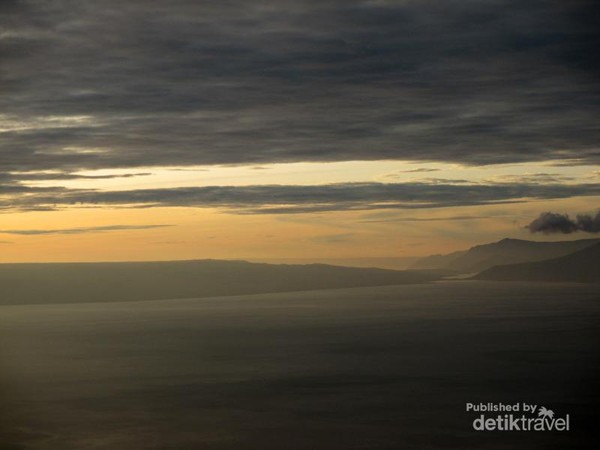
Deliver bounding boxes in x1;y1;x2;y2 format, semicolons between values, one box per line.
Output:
466;402;570;431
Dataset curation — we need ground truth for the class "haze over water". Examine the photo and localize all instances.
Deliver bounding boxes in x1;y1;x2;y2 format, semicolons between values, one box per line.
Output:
1;281;598;449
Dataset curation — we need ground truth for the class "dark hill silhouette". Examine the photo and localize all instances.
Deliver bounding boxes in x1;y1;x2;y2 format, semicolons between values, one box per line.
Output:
411;238;600;274
474;242;600;283
0;259;440;306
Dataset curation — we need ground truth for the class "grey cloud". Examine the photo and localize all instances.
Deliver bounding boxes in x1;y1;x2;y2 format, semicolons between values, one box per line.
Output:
0;0;599;175
526;211;600;234
3;182;599;214
487;173;576;184
409;178;471;185
0;184;68;194
525;212;577;234
381;167;441;179
0;225;173;235
0;171;150;204
576;212;600;233
401;168;441;173
0;172;151;182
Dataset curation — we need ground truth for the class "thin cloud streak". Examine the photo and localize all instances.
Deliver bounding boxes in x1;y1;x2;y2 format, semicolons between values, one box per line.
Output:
359;215;504;223
1;172;152;182
0;225;173;235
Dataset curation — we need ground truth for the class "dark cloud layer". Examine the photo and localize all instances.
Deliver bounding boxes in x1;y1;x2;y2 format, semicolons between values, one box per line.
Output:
1;0;599;175
526;211;600;234
3;182;599;214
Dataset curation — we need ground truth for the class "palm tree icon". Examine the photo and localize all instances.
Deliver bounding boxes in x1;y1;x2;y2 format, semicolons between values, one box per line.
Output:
538;406;554;419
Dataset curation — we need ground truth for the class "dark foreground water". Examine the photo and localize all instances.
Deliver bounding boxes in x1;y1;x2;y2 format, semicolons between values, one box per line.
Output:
0;281;598;449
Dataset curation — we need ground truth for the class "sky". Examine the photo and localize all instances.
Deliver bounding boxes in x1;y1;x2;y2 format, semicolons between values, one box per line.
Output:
1;0;599;263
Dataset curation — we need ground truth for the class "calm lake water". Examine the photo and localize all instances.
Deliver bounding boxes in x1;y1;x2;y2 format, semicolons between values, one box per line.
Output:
1;281;599;449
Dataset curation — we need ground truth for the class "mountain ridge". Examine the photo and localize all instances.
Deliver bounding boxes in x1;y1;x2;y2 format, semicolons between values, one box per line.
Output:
411;238;600;274
474;242;600;283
